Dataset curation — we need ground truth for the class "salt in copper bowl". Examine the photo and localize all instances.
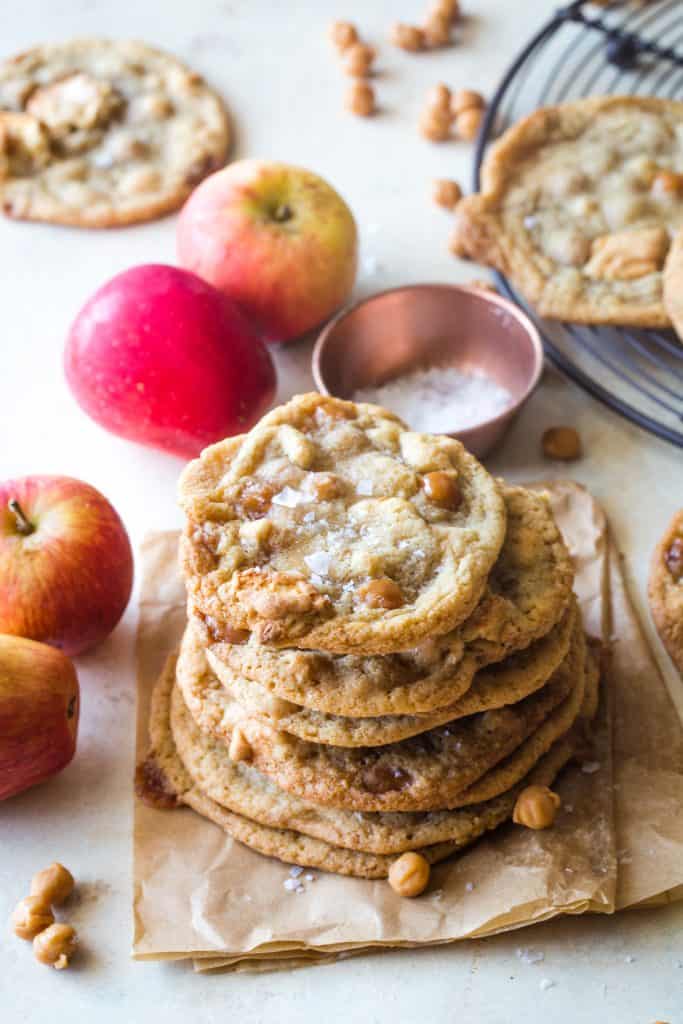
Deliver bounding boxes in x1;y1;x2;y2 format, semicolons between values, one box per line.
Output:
312;283;544;459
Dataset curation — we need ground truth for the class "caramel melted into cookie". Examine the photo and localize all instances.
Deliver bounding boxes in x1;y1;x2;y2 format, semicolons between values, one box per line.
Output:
361;763;413;794
135;756;178;810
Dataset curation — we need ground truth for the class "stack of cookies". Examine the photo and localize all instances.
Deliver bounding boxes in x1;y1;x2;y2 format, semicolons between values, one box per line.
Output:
143;393;599;890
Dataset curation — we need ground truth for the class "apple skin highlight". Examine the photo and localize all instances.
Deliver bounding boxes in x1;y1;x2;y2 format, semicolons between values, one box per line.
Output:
0;475;134;656
177;160;358;344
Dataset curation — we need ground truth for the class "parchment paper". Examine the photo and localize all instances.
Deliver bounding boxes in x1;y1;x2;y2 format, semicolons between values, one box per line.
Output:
132;482;683;971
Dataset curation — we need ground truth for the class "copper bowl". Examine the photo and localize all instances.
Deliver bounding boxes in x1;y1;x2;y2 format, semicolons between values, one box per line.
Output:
312;284;543;459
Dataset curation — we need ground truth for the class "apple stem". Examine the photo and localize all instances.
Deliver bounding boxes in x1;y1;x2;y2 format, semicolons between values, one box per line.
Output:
8;499;34;536
273;203;293;223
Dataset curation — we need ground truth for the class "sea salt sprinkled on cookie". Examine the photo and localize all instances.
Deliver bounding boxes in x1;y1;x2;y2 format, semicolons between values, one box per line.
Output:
304;551;332;576
581;760;601;774
272;486;308;508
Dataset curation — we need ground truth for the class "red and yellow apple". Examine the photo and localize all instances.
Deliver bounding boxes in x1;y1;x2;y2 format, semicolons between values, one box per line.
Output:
64;264;276;458
177;160;358;343
0;475;133;656
0;635;79;801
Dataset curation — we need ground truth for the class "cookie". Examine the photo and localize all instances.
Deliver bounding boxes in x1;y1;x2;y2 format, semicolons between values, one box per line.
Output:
648;509;683;674
199;484;574;717
177;620;582;812
0;39;229;227
452;96;683;326
200;602;576;747
139;653;578;875
663;226;683;342
179;393;507;655
170;662;582;857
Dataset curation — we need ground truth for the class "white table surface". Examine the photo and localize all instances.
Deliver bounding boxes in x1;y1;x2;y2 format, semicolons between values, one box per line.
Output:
1;1;682;1020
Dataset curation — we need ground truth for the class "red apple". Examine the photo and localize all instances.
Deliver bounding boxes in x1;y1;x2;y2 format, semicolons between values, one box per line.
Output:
0;475;133;656
177;160;358;344
0;635;79;801
64;264;276;458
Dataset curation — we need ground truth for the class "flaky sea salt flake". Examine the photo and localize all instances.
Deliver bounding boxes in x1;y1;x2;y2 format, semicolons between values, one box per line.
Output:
581;761;601;774
272;486;307;508
304;551;332;576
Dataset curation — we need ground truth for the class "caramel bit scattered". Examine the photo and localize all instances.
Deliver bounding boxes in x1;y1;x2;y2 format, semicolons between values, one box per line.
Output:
456;106;484;142
542;426;582;462
450;88;485;118
135;756;178;810
513;785;561;830
388;852;431;897
343;43;376;78
330;20;358;52
345;81;375;118
651;170;683;198
361;762;413;794
229;725;253;763
11;896;55;940
359;578;405;609
664;536;683;581
33;923;77;970
427;82;452;111
30;863;74;906
433;0;460;20
432;178;462;210
390;23;426;52
423;471;462;509
419;106;452;142
423;10;452;47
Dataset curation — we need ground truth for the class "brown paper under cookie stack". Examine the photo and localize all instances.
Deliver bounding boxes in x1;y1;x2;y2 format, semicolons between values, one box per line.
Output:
132;478;683;971
130;396;683;969
138;396;600;892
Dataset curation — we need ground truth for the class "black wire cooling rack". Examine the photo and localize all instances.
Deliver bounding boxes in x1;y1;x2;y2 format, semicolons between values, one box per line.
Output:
472;0;683;448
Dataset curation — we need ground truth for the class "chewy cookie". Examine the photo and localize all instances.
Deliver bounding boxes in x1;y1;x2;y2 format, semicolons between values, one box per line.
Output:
169;659;584;857
648;509;683;675
199;602;576;747
179;393;507;655
177;621;583;812
0;39;229;227
138;654;579;876
195;480;573;717
453;96;683;326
